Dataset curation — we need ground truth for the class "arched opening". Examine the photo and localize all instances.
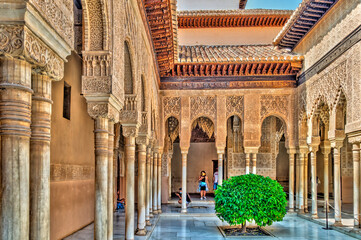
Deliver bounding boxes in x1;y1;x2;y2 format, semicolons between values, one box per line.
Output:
124;41;133;95
225;115;244;178
259;116;288;189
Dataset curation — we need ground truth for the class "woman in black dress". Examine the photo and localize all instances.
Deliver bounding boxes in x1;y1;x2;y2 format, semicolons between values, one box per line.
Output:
198;171;209;200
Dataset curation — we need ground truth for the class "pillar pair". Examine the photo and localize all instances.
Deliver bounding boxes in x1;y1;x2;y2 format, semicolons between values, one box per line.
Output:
245;153;257;174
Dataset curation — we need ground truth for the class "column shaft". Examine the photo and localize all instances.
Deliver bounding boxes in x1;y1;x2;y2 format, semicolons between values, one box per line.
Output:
353;144;360;227
304;154;309;212
145;147;151;225
153;152;158;214
333;147;342;225
125;136;136;240
149;150;153;217
107;122;114;240
94;117;109;240
136;144;147;235
298;153;305;212
310;151;318;218
181;152;188;213
288;153;295;212
218;153;223;185
245;153;250;174
0;58;32;240
323;151;330;212
30;74;52;240
252;154;257;174
158;152;162;212
295;154;300;210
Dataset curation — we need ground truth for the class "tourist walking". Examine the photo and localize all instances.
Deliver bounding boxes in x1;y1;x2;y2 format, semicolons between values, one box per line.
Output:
198;171;209;200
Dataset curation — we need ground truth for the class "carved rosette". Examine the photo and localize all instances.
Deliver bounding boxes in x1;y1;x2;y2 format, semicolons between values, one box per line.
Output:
163;97;181;120
190;96;216;121
0;25;64;80
260;95;289;121
226;96;244;119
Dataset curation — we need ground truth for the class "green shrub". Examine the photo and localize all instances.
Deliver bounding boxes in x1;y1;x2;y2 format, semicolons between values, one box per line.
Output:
215;174;287;229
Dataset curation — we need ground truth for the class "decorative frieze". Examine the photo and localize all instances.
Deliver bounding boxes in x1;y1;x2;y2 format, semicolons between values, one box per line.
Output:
163;97;181;119
50;164;95;181
226;96;244;118
190;96;216;121
260;95;289;120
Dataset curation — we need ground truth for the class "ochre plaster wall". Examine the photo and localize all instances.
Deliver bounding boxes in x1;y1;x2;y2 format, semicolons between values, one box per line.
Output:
172;143;218;194
50;52;95;240
178;27;284;46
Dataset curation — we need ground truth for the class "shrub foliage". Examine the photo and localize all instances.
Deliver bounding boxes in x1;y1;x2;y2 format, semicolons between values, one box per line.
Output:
215;174;287;227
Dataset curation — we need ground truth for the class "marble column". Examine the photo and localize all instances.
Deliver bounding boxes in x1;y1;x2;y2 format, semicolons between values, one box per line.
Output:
298;153;305;213
252;153;257;174
288;152;295;212
145;146;151;225
94;117;109;240
295;154;300;210
310;150;318;218
217;152;223;185
321;147;331;212
0;58;32;240
181;150;188;213
245;153;250;174
168;152;172;199
333;147;342;226
304;153;309;213
30;74;52;240
136;143;147;235
153;151;158;214
124;133;136;240
149;148;154;217
352;143;360;227
107;122;114;240
158;151;162;213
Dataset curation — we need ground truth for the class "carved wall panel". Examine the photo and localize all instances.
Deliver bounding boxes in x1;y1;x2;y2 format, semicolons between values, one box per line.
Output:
190;96;216;122
226;96;244;119
260;95;289;121
163;97;181;120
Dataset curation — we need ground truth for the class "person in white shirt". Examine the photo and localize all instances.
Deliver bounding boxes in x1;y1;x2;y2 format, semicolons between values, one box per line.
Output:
213;168;219;190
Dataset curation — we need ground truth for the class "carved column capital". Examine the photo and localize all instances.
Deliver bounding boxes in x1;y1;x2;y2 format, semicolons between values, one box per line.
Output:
122;125;139;138
87;102;119;122
136;135;149;146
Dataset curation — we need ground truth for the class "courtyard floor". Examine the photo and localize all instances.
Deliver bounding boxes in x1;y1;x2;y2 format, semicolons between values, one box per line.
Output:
64;199;360;240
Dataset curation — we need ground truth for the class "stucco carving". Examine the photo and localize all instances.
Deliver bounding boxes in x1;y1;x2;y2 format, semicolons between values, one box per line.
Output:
122;125;138;138
190;96;216;121
163;97;181;120
29;0;74;47
87;102;119;121
226;95;244;118
260;95;289;121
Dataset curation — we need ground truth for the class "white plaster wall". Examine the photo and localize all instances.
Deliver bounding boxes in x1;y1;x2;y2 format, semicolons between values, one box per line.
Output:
178;0;239;11
178;27;284;46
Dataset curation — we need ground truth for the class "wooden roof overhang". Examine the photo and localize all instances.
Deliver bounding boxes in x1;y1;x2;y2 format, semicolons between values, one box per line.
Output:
144;0;177;76
160;59;303;90
177;10;292;29
274;0;339;49
239;0;248;9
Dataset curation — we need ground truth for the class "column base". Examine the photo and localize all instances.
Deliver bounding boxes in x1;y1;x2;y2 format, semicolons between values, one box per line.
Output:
304;208;309;213
181;209;187;214
322;208;330;213
288;208;294;213
333;221;344;227
311;214;318;219
135;228;147;236
146;220;152;226
149;213;154;218
298;208;305;214
158;209;162;214
153;210;158;215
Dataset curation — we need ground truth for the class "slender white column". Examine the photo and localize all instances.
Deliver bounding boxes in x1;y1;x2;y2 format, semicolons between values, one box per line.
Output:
353;143;360;227
295;153;300;210
218;152;223;185
158;152;162;213
252;153;257;174
288;153;295;212
322;148;330;212
149;149;153;217
333;147;342;226
30;74;52;240
136;143;147;235
145;146;151;225
304;153;309;213
181;151;188;213
245;153;250;174
298;153;305;213
107;122;114;240
310;150;318;218
94;117;109;240
153;151;158;214
125;135;136;240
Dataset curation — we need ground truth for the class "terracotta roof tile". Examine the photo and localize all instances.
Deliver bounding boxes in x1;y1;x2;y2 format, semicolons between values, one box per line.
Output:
178;45;303;63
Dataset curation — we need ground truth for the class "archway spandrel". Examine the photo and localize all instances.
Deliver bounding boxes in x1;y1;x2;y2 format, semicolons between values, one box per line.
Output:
260;95;289;122
190;96;216;122
226;95;244;120
163;97;181;120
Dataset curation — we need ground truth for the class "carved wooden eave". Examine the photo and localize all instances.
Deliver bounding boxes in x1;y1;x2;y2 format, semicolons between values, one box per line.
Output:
273;0;339;49
143;0;177;76
177;9;292;28
239;0;248;9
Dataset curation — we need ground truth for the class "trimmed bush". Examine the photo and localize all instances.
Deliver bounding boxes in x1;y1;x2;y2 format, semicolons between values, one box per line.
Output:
215;174;287;230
